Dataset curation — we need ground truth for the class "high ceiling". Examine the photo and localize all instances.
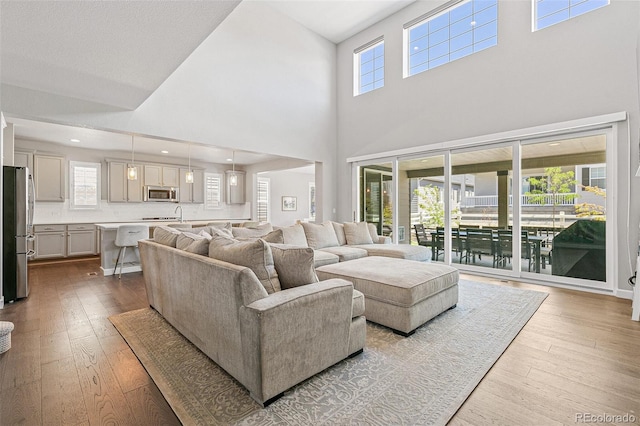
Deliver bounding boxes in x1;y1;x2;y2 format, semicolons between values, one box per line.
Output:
0;0;415;163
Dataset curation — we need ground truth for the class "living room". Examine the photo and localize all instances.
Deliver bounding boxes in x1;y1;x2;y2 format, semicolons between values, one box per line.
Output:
1;0;639;424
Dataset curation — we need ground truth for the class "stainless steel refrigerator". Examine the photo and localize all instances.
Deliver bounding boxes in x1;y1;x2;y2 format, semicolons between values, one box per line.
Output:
2;166;35;302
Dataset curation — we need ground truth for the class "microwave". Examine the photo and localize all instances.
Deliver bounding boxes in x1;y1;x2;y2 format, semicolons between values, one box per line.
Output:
144;186;179;202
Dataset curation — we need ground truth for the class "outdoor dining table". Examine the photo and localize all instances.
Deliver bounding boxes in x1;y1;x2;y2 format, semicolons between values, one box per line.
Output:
430;230;546;273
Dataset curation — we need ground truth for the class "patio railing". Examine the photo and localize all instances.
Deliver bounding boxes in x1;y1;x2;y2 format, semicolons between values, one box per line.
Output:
460;193;577;208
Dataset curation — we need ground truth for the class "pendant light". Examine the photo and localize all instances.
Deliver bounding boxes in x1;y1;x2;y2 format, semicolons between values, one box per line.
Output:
229;151;238;186
127;135;137;180
185;143;194;183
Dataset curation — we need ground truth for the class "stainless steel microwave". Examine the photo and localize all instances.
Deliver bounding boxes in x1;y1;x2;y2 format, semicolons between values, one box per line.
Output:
144;186;179;202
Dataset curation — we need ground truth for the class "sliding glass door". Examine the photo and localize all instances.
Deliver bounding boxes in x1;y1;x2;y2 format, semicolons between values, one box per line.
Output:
360;164;394;239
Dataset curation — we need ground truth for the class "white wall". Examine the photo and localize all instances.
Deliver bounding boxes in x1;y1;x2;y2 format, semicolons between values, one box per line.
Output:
260;169;314;226
336;0;640;291
0;1;339;222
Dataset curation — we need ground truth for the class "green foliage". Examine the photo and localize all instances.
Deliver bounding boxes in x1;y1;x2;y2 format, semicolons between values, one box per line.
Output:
575;185;606;221
414;185;460;228
525;167;578;228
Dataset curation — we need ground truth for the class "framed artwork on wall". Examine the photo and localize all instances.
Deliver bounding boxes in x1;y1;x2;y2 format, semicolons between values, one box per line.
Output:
282;196;297;211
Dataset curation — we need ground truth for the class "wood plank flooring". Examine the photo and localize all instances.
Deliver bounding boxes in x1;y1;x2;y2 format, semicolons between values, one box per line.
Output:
0;259;639;425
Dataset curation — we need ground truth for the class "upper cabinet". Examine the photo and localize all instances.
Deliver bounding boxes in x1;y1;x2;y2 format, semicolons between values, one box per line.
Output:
144;165;179;187
34;154;65;202
179;168;204;204
108;161;144;203
226;170;246;204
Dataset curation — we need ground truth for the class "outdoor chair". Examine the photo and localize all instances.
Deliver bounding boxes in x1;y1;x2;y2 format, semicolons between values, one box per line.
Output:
465;228;496;267
452;227;469;263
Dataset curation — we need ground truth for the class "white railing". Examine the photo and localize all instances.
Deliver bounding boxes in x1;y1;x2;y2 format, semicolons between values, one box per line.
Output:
460;193;577;208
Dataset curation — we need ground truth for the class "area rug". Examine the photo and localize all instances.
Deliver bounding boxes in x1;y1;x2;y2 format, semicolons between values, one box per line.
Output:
109;279;547;425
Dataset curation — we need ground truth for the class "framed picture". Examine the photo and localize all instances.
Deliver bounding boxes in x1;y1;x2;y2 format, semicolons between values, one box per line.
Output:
282;196;297;211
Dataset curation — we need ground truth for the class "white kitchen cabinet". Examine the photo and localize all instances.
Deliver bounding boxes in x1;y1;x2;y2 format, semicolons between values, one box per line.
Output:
226;170;246;204
144;165;179;187
33;224;66;259
67;224;96;256
108;161;143;202
179;168;204;203
34;154;65;201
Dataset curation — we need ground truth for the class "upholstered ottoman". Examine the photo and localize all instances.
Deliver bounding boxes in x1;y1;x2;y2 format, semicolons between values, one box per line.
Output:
0;321;15;354
316;256;458;336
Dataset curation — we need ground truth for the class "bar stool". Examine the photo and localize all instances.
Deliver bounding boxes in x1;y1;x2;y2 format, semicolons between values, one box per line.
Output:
114;224;149;279
0;321;14;354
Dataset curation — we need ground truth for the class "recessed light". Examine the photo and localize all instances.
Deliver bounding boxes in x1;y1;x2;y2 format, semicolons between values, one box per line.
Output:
70;138;80;143
161;150;169;154
226;158;233;162
549;143;560;147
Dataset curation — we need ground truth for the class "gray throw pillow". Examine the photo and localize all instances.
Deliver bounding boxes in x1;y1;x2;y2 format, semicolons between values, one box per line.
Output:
280;223;309;247
301;222;340;249
269;244;319;289
344;222;374;245
261;229;284;244
209;234;281;294
153;226;182;247
231;223;274;239
332;222;347;246
367;223;379;242
176;231;211;256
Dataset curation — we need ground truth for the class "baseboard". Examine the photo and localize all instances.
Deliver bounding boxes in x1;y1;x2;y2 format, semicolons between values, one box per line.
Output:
0;296;4;310
616;289;633;300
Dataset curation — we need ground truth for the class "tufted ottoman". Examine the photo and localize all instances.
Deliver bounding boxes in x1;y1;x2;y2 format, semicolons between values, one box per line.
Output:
316;256;458;336
0;321;15;354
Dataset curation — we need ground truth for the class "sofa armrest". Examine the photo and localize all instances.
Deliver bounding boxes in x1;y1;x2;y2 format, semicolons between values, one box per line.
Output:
239;278;355;404
376;236;391;244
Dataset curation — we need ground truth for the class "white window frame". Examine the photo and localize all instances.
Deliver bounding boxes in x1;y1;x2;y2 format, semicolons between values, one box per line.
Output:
257;177;270;223
353;37;384;96
532;0;610;32
403;0;498;78
589;165;606;189
309;182;316;220
204;172;223;210
69;161;100;210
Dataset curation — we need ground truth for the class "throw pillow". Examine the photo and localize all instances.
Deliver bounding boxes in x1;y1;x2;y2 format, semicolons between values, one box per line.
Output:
332;222;347;246
153;226;182;247
207;221;232;230
279;223;309;247
269;244;319;289
261;229;284;244
344;222;374;245
367;223;380;242
209;234;281;294
231;223;274;239
301;222;340;249
176;232;211;256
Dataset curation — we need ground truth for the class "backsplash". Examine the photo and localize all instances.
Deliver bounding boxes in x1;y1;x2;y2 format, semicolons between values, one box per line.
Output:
33;201;252;224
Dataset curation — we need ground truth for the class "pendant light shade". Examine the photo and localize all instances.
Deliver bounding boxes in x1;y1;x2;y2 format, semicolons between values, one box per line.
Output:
229;151;238;186
127;135;137;180
186;143;194;183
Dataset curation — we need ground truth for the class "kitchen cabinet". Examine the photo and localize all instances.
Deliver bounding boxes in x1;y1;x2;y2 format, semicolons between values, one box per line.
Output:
67;224;96;256
108;161;143;202
33;224;66;259
179;168;204;203
144;165;179;187
14;150;33;170
226;170;246;204
34;154;65;201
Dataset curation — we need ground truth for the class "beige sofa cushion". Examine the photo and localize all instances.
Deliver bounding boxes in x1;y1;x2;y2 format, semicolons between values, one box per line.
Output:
279;223;309;247
231;223;274;239
352;243;430;262
209;234;281;294
344;222;374;245
301;222;339;249
269;244;318;289
332;222;347;246
314;250;340;267
318;246;368;262
153;226;182;247
176;231;211;256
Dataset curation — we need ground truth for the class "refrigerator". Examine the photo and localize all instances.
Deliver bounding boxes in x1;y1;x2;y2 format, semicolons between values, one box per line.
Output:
2;166;35;302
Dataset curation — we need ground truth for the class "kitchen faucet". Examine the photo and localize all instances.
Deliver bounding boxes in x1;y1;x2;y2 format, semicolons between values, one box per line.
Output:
175;205;184;223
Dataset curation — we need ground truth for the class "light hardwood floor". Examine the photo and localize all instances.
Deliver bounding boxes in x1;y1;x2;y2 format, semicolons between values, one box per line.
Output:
0;259;638;425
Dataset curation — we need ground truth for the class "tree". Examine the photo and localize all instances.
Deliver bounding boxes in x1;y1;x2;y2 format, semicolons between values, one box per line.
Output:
414;185;460;229
575;185;606;221
526;167;578;229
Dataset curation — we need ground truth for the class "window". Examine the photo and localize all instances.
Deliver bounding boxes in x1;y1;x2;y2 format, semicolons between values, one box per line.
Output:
534;0;609;31
405;0;497;77
257;177;270;222
582;166;606;189
354;38;384;95
309;182;316;220
205;173;222;209
70;161;100;209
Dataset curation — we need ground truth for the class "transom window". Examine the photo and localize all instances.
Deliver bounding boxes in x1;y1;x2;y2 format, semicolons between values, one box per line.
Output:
534;0;609;31
354;38;384;96
405;0;497;77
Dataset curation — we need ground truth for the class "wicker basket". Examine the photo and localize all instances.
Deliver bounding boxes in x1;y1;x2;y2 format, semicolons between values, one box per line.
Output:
0;321;15;354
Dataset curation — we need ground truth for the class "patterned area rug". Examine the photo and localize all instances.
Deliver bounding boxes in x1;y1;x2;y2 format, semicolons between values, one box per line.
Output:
109;280;547;425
